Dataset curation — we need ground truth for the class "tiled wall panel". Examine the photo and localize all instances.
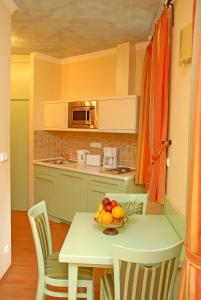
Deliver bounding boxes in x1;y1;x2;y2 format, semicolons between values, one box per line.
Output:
34;130;137;168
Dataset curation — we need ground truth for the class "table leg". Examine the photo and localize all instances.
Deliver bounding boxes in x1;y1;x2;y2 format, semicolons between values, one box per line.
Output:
68;263;78;300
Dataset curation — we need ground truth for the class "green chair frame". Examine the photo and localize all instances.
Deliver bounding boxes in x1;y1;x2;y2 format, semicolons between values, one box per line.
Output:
28;201;94;299
100;241;183;300
105;193;148;215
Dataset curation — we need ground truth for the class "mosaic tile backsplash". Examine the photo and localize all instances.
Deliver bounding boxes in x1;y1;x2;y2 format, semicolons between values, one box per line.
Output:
34;131;138;168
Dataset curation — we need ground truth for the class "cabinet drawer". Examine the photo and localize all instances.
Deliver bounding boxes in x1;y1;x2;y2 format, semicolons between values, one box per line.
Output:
88;175;125;190
59;170;87;180
34;165;59;177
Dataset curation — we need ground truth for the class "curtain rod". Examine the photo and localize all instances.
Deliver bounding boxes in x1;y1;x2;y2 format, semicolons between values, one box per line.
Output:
148;0;174;40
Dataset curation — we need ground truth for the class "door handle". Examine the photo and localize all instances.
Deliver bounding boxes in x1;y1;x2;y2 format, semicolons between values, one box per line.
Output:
35;175;55;182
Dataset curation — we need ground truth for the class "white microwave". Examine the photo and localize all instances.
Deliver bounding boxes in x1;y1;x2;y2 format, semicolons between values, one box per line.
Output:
68;101;98;129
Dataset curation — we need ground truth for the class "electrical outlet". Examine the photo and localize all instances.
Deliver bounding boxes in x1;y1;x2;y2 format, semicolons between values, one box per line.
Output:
90;142;102;148
4;244;9;255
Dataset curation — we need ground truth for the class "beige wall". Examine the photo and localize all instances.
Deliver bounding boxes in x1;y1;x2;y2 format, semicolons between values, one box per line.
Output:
33;45;145;130
60;47;145;100
0;0;12;279
33;55;61;130
11;55;30;99
166;0;193;216
116;43;135;96
135;48;146;96
61;55;117;100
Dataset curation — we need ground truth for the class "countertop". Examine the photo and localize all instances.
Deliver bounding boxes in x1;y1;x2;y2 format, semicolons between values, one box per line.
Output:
34;158;135;181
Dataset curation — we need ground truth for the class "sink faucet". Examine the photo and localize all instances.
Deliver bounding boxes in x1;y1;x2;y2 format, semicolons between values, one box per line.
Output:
62;150;69;162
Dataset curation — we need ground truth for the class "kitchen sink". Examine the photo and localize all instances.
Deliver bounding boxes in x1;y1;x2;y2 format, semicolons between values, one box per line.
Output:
42;158;76;165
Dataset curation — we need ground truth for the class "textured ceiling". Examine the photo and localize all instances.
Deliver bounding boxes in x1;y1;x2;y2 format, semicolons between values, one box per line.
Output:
12;0;162;58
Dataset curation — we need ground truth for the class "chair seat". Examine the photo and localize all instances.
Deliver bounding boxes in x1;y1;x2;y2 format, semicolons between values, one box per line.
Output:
101;273;114;300
45;252;93;280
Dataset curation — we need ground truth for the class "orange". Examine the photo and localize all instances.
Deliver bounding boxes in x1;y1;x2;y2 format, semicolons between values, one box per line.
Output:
101;212;113;225
112;205;125;219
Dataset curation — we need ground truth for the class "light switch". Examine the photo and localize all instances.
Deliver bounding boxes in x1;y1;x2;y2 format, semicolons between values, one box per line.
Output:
0;152;8;162
166;157;170;167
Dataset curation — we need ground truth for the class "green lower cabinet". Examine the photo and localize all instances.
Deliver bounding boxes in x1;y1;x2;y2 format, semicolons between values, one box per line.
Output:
34;165;144;222
87;184;123;212
34;166;87;222
56;171;87;222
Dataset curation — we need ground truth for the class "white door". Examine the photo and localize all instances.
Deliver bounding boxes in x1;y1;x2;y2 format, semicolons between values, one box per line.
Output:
11;99;29;211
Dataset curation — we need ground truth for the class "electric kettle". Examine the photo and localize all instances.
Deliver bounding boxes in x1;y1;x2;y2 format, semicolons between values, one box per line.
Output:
76;149;89;164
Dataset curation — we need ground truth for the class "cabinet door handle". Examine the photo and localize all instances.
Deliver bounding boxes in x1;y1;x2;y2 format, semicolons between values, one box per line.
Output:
35;175;54;182
91;190;105;194
61;173;82;180
91;179;118;187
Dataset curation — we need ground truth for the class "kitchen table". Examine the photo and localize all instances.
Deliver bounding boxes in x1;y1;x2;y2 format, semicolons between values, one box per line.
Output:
59;213;181;300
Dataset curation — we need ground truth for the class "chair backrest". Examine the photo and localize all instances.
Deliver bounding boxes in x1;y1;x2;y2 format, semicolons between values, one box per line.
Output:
28;201;52;278
112;241;183;300
105;193;147;215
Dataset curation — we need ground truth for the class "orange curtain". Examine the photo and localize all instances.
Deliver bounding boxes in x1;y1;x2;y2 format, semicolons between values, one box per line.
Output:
135;8;170;204
178;0;201;299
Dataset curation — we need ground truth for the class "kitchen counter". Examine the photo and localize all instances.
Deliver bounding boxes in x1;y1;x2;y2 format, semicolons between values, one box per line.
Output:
34;158;135;181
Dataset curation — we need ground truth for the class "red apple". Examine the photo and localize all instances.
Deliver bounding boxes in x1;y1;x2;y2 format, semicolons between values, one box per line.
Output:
102;197;110;206
105;204;112;212
111;200;118;208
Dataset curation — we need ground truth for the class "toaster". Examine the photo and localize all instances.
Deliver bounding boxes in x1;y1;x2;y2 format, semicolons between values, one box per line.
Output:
86;154;102;166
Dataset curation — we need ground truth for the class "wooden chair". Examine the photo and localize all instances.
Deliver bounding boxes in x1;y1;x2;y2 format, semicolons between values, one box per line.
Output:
28;201;94;299
100;241;183;300
105;193;148;216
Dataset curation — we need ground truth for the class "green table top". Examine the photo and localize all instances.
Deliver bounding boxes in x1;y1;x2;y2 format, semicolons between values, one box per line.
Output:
59;213;181;266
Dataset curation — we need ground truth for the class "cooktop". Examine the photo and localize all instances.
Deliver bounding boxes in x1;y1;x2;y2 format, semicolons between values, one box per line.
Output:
99;167;134;175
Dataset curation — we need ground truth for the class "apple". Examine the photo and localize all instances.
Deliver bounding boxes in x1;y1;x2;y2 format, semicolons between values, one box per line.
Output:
102;197;110;206
111;200;118;208
105;204;112;212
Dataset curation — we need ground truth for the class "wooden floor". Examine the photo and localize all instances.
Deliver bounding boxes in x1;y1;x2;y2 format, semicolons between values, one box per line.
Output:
0;211;104;300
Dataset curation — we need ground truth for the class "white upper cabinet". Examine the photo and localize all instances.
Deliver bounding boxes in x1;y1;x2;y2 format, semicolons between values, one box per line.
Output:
43;96;139;132
99;96;139;133
43;101;68;130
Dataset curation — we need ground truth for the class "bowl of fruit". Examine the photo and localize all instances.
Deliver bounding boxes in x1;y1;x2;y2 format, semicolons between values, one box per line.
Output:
94;197;128;235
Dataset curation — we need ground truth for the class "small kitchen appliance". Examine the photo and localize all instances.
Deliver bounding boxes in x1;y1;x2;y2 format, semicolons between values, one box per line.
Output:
68;101;98;129
86;154;102;166
103;147;117;169
76;149;89;163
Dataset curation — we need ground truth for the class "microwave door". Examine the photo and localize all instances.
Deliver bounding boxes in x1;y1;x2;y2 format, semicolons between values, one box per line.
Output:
72;108;86;124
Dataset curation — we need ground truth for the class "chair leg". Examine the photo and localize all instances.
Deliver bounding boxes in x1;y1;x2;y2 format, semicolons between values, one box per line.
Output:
86;280;94;300
36;280;45;300
100;279;108;300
